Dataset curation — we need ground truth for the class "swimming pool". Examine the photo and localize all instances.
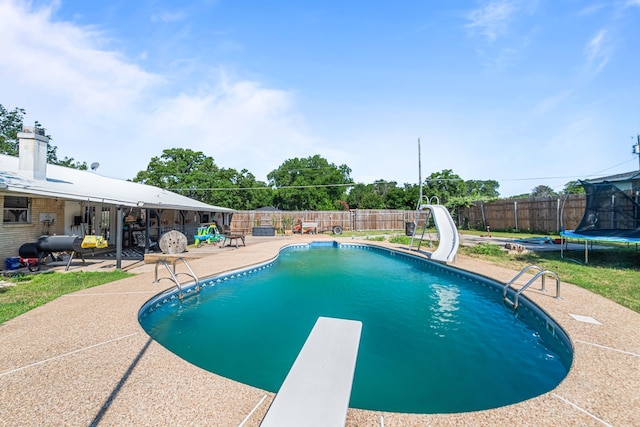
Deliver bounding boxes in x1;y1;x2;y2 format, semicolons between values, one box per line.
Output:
139;242;572;413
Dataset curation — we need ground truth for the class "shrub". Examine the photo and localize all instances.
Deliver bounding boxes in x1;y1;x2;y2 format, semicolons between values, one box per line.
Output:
465;242;505;257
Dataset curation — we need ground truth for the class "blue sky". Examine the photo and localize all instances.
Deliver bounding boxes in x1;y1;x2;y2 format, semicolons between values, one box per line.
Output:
1;0;639;197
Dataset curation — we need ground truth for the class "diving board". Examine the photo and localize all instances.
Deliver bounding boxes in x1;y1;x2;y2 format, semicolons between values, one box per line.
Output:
260;317;362;427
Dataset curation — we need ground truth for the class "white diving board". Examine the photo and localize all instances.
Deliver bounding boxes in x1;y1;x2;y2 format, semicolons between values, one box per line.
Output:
260;317;363;427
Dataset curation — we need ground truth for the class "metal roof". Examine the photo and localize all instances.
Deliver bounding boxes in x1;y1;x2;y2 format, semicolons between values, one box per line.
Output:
0;154;234;213
582;170;640;184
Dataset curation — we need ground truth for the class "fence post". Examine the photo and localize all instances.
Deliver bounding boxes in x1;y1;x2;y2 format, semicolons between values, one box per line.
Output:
514;201;518;231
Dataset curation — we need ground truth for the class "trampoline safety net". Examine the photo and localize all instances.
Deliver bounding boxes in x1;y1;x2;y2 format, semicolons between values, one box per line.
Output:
575;181;640;239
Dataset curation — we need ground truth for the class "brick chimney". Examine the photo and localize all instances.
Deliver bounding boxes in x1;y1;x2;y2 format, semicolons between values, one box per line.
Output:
17;127;49;180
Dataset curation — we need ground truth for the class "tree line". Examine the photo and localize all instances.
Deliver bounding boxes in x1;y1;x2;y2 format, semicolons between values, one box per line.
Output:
1;103;584;211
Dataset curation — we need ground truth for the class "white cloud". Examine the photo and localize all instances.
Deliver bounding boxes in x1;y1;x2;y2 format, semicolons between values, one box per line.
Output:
0;0;314;182
533;90;573;115
151;10;188;23
584;29;610;76
466;1;518;41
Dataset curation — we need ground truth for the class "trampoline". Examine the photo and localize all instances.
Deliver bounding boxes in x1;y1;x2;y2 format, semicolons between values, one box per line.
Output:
561;177;640;263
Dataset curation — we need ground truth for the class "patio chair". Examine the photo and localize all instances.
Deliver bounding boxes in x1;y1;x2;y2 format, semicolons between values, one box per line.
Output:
132;230;158;251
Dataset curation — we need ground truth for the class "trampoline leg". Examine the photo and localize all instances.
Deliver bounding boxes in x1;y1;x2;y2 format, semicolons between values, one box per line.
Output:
584;240;588;264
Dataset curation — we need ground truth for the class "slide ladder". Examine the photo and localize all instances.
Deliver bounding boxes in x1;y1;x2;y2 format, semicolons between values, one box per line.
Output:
502;265;561;310
409;197;459;263
154;257;201;300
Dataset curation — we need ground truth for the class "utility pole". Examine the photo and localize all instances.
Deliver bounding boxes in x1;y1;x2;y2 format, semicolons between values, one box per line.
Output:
417;138;422;209
634;135;640;170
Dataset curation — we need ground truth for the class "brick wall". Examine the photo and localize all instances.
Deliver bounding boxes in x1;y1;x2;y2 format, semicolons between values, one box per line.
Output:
1;195;65;263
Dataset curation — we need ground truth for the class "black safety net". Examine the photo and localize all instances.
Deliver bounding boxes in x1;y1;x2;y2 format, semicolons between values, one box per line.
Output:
574;181;640;238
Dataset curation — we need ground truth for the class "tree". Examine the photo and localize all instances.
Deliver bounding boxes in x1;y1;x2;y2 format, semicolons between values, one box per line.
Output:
422;169;466;204
133;148;272;209
268;155;353;210
346;183;386;209
530;185;557;198
0;104;86;169
465;179;500;198
208;167;273;209
0;104;24;156
562;180;585;194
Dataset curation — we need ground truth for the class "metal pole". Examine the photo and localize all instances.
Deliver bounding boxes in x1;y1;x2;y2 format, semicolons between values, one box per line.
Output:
633;135;640;170
417;138;423;209
585;240;589;265
556;198;561;233
116;206;123;270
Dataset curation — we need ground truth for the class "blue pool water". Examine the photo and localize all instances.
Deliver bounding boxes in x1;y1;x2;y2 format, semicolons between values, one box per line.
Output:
139;242;572;413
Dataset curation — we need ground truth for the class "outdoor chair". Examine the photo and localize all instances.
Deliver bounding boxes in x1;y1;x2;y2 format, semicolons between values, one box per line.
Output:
132;230;158;251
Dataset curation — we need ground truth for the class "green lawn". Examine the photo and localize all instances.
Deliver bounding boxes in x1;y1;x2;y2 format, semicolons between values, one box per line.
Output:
0;271;133;324
461;241;640;313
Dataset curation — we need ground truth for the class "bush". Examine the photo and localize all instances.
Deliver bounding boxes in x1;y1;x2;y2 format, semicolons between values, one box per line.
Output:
464;242;505;257
389;235;412;245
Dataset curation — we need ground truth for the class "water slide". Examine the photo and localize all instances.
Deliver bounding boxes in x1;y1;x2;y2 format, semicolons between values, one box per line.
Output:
418;204;460;263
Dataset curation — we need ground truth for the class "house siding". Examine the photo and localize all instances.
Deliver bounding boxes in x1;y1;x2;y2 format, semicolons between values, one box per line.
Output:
1;195;65;262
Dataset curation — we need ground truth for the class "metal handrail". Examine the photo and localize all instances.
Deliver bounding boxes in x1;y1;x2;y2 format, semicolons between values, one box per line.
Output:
172;257;201;294
502;265;543;299
503;267;561;310
154;258;200;300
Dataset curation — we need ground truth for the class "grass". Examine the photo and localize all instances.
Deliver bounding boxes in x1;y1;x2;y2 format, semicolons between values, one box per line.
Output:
460;242;640;314
0;270;133;324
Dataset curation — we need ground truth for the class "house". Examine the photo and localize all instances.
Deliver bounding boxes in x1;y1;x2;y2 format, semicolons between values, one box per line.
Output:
1;127;234;268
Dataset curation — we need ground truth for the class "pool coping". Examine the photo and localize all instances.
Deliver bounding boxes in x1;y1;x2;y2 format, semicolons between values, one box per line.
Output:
1;235;639;426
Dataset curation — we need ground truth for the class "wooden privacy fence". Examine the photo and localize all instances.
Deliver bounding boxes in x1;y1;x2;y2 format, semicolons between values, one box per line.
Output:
230;196;587;235
456;194;586;233
230;209;418;234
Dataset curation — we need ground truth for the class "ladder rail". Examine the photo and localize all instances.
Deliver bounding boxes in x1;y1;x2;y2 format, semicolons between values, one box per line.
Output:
154;258;201;300
410;195;439;251
503;267;561;310
502;265;543;300
172;257;201;294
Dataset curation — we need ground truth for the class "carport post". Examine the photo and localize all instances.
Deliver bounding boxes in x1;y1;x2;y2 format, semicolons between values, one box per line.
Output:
116;206;123;269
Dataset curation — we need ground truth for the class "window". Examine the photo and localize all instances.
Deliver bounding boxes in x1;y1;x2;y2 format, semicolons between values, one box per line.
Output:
3;196;31;223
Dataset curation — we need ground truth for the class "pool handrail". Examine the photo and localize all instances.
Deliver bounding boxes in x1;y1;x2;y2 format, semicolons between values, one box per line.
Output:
503;265;561;310
154;257;201;300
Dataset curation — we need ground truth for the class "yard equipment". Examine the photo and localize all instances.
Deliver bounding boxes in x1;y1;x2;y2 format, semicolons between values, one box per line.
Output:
292;220;343;235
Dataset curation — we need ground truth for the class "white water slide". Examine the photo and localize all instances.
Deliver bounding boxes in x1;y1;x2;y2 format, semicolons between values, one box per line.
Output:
415;204;460;263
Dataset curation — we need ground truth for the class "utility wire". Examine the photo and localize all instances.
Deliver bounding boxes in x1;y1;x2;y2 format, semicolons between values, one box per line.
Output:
165;159;637;192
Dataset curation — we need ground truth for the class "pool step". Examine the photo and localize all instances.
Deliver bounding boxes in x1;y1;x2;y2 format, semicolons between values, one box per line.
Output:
260;316;362;427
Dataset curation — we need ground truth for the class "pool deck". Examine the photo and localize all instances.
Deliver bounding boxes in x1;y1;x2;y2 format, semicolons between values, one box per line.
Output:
1;234;639;426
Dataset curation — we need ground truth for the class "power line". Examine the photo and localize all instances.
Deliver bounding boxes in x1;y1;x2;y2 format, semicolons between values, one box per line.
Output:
164;158;639;192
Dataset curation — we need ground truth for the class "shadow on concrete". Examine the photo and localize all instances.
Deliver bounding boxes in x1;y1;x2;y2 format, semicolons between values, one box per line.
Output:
90;337;153;426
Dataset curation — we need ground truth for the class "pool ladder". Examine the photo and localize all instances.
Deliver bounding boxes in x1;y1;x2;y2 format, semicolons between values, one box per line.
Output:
154;258;201;300
502;265;561;310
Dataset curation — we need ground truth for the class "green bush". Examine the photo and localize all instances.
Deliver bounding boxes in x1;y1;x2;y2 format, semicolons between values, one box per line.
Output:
389;235;412;245
464;242;505;257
